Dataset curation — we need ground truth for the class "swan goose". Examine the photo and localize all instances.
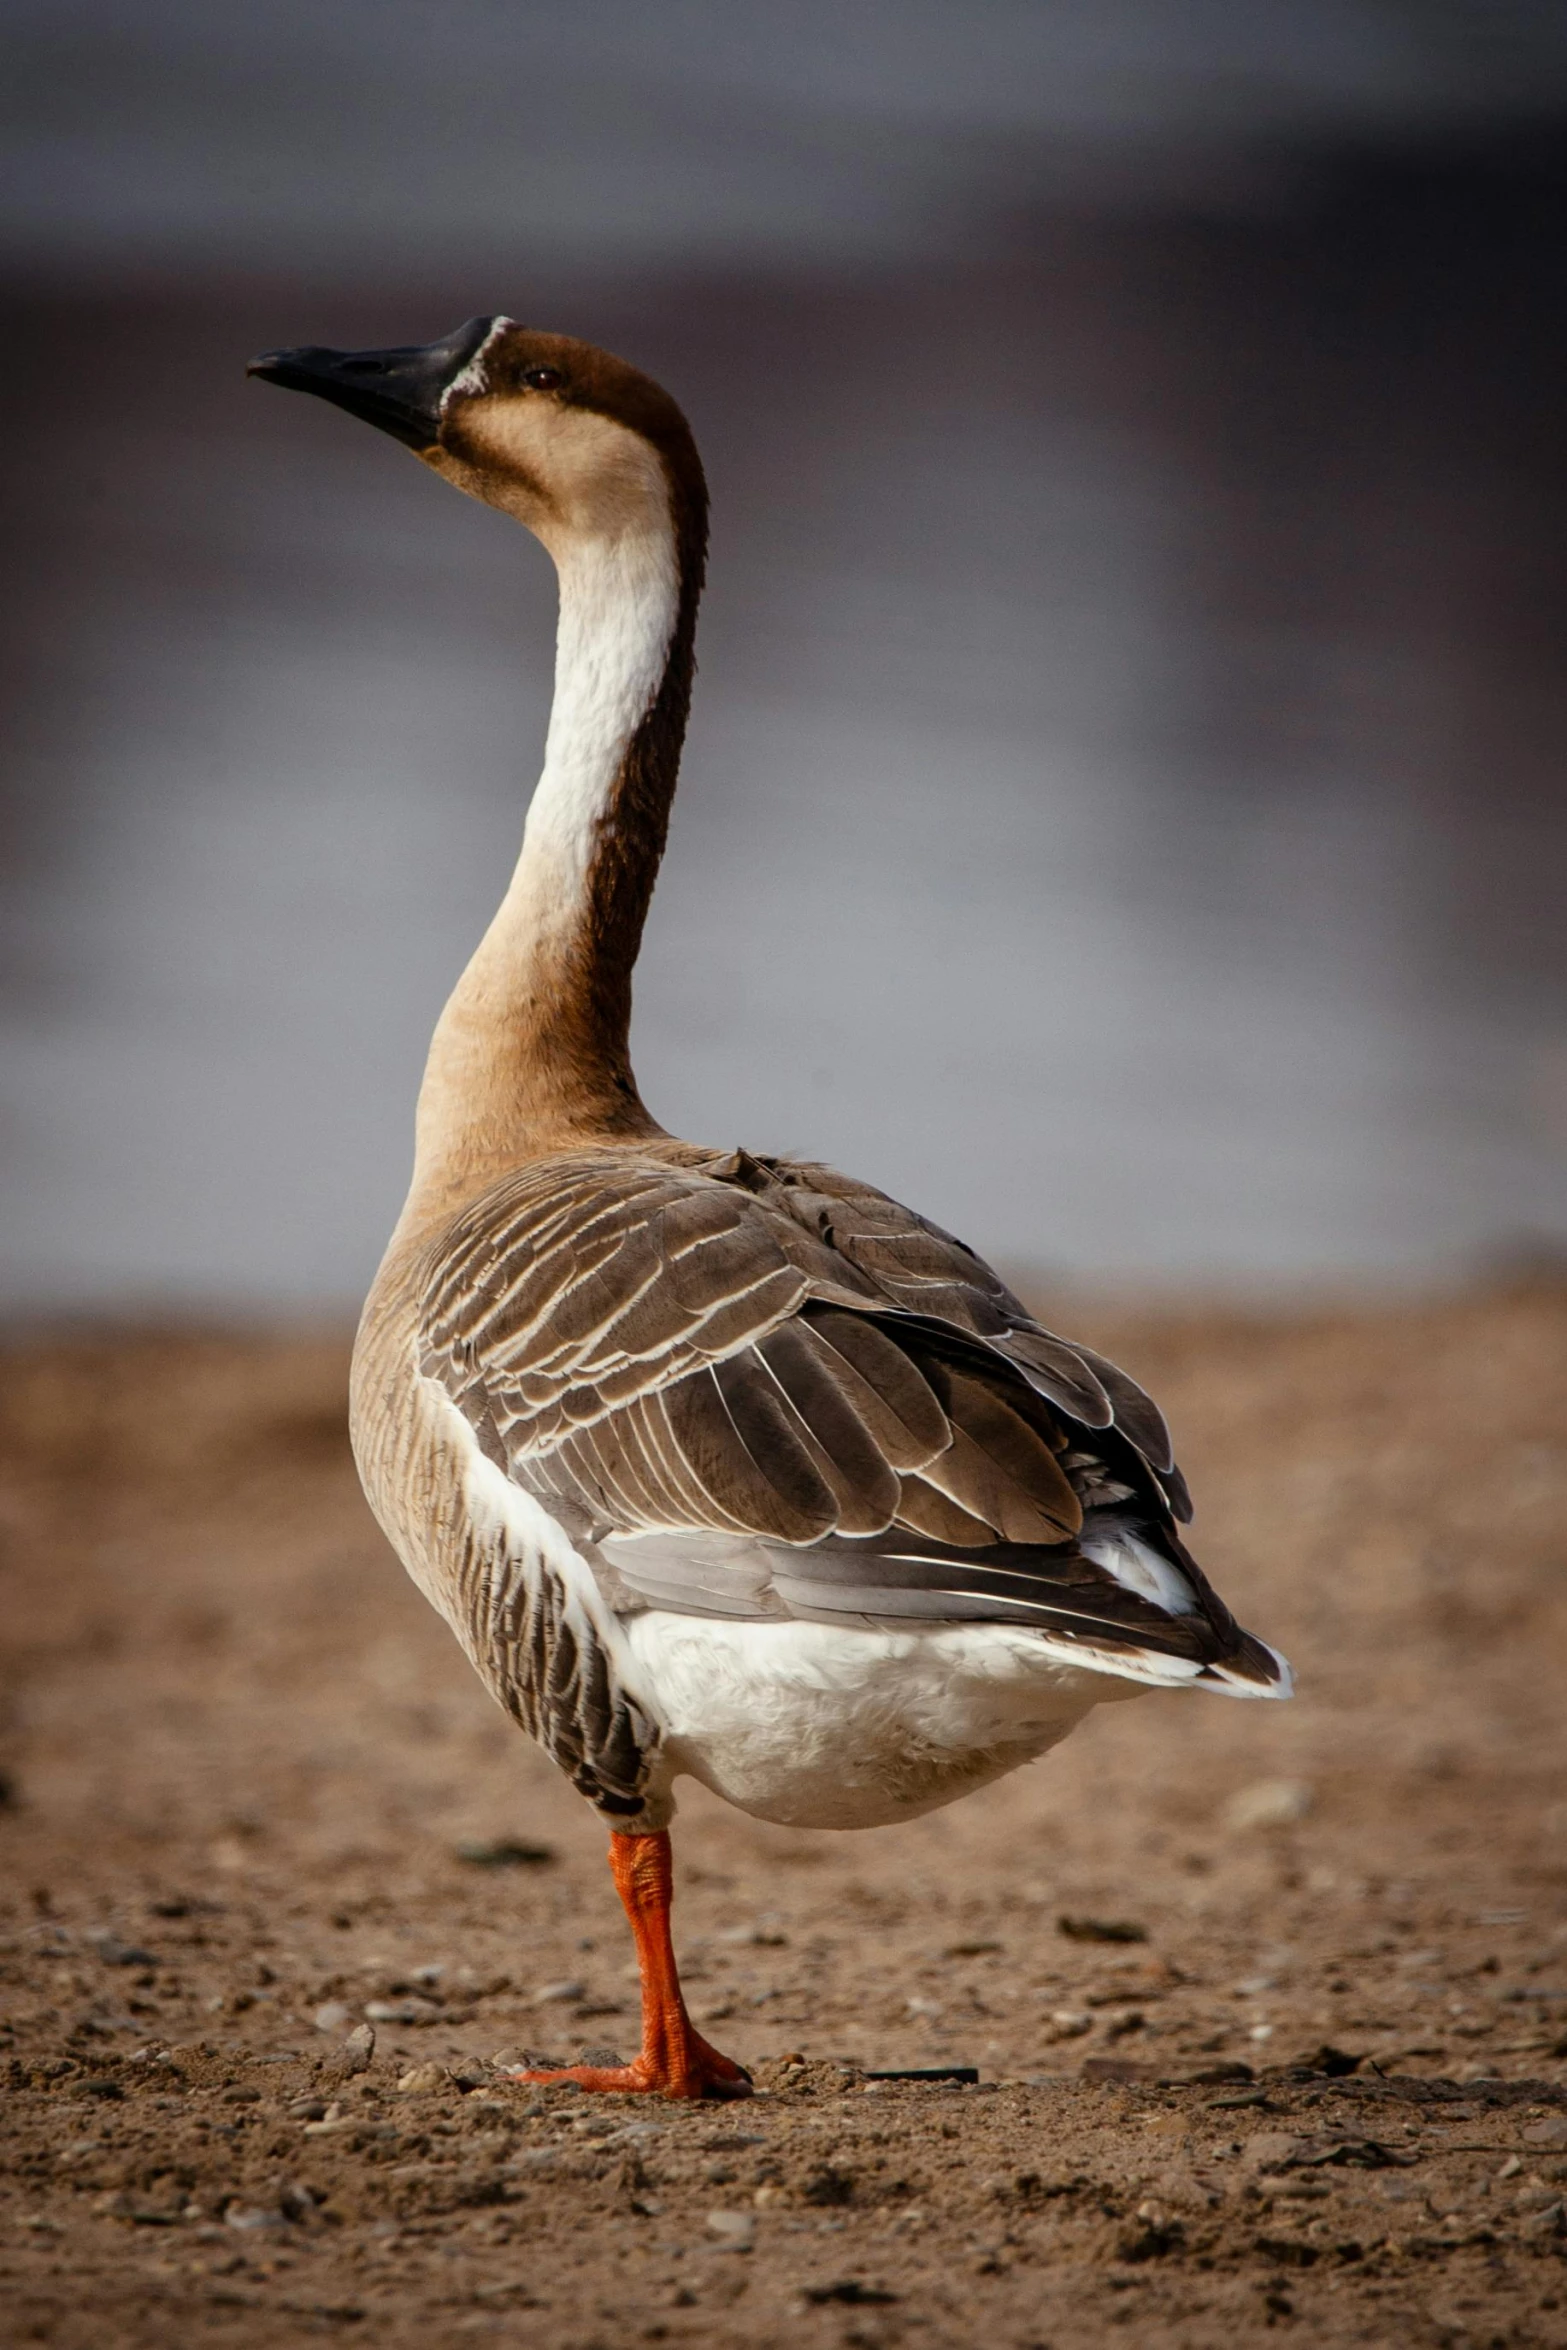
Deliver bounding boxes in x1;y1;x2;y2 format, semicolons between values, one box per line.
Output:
249;317;1290;2100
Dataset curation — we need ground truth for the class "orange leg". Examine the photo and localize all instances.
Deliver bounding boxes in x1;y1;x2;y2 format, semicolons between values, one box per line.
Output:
511;1829;752;2100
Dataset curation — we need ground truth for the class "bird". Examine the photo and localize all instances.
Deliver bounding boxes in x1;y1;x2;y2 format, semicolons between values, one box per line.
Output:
249;316;1290;2101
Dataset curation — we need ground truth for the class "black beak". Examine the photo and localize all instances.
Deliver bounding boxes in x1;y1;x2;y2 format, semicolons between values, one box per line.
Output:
247;317;495;450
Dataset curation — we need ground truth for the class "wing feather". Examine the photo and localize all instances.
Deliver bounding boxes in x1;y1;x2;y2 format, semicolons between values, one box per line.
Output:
911;1358;1081;1543
754;1322;902;1533
664;1365;833;1543
801;1306;951;1466
710;1353;840;1539
991;1328;1113;1426
620;1390;731;1528
893;1475;1001;1547
1063;1340;1174;1471
415;1145;1273;1688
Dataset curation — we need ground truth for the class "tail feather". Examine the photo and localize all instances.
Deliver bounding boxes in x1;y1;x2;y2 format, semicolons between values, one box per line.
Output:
1197;1631;1293;1700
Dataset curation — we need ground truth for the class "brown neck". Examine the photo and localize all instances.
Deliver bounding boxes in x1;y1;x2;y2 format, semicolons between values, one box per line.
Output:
405;453;705;1219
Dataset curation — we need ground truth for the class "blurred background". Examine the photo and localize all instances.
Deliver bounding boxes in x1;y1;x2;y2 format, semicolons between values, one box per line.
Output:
4;0;1567;1311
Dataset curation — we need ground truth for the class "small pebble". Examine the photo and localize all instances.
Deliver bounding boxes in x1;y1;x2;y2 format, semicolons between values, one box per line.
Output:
1058;1916;1147;1945
339;2023;376;2074
454;1837;556;1869
1222;1779;1313;1832
88;1931;159;1968
531;1980;586;2006
705;2209;756;2250
396;2062;451;2095
224;2203;285;2232
302;2104;355;2136
313;2002;353;2033
365;1996;441;2025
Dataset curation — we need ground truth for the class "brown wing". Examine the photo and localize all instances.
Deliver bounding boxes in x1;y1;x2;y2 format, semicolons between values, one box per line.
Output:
418;1145;1280;1688
713;1154;1190;1504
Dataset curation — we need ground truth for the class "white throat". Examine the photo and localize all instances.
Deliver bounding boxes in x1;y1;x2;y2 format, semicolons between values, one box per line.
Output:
519;517;681;924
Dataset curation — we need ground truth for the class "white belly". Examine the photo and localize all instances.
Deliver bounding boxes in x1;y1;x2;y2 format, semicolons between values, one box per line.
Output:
622;1612;1145;1830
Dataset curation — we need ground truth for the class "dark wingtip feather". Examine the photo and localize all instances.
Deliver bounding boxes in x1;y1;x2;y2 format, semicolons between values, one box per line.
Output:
1158;1461;1195;1524
1066;1341;1176;1473
993;1329;1113;1426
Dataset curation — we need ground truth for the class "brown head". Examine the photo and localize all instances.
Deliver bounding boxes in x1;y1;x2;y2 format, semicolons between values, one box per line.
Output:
249;318;709;1171
248;315;707;588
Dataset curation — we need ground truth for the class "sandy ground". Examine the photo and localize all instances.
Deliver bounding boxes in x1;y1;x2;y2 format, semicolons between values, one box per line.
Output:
1;1284;1565;2349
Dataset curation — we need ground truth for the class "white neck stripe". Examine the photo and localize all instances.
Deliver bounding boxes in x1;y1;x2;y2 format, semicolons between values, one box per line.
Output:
442;316;515;408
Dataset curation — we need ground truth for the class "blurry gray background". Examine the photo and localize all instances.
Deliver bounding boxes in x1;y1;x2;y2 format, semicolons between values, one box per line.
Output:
3;0;1566;1310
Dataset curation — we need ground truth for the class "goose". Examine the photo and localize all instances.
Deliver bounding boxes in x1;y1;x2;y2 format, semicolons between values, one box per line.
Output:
249;317;1290;2101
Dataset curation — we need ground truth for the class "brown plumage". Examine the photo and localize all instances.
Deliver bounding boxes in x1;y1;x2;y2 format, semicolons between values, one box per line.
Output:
413;1138;1269;1682
251;315;1289;2100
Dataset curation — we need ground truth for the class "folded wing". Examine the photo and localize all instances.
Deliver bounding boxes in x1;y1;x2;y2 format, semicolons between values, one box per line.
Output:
418;1146;1285;1695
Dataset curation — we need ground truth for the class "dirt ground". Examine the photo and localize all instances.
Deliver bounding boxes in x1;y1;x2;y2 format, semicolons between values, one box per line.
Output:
1;1283;1565;2350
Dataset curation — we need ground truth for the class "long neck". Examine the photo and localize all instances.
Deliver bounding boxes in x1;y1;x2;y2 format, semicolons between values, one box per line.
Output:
408;492;701;1215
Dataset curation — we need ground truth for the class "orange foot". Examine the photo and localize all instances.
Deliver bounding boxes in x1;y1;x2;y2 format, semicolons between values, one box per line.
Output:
511;2032;751;2101
506;1828;756;2100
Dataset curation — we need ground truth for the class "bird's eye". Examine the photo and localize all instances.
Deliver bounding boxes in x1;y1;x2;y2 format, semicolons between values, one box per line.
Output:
522;366;564;391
